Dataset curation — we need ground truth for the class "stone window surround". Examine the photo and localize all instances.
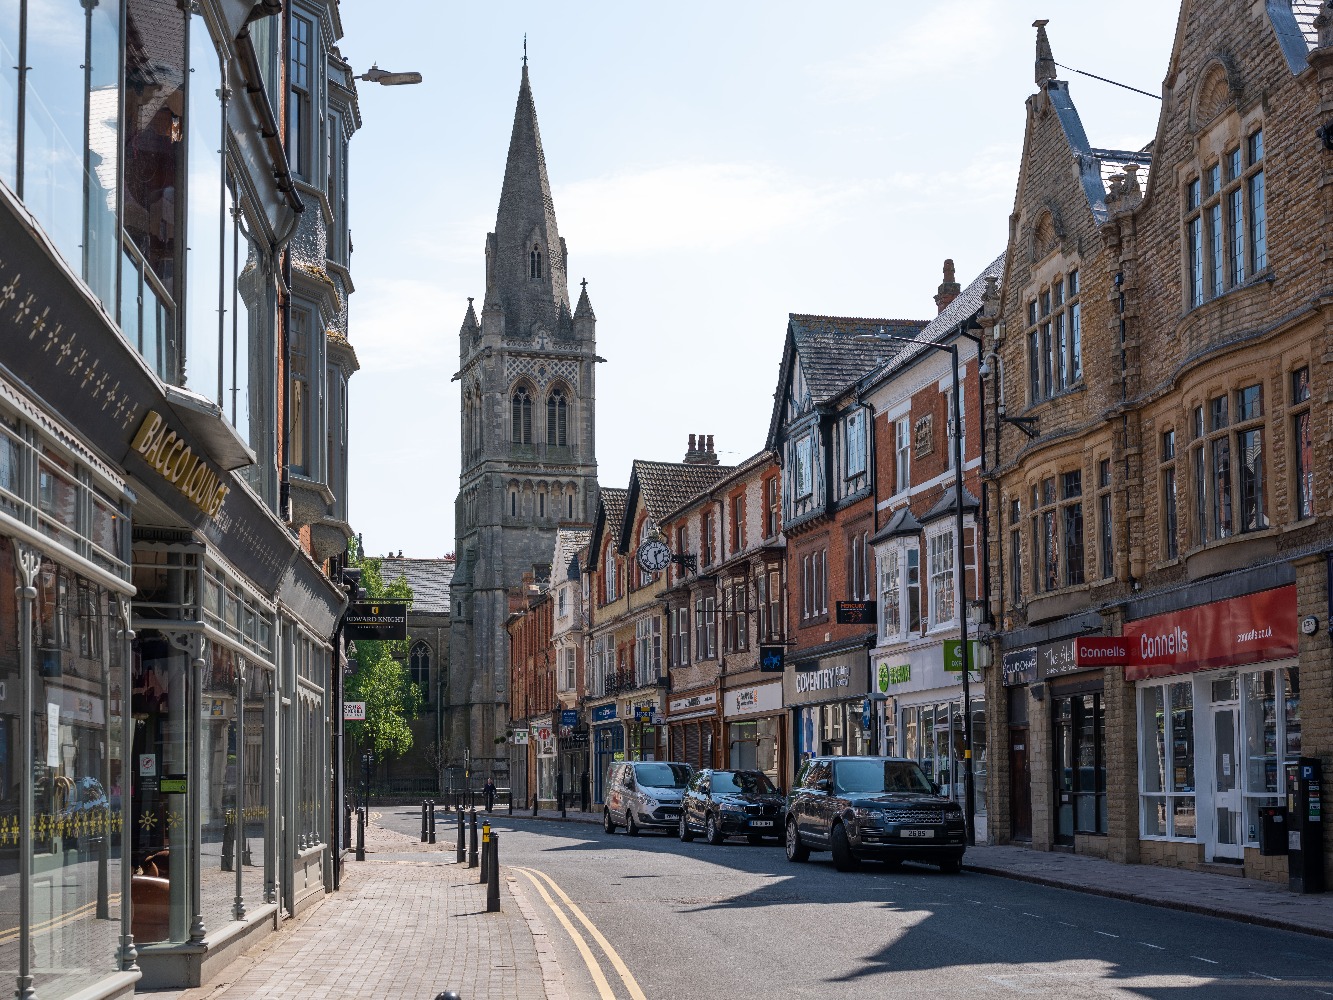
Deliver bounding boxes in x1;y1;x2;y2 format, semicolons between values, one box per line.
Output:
1023;261;1082;408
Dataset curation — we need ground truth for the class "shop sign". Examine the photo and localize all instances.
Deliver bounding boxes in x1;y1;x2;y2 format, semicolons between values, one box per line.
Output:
1036;638;1080;679
795;664;849;694
1123;585;1297;681
159;776;188;794
785;648;870;705
943;640;981;673
876;661;910;692
1001;649;1037;686
724;681;782;718
512;728;530;745
835;601;877;625
592;703;618;723
561;709;579;727
130;411;231;518
759;645;785;672
1075;637;1130;667
138;754;157;777
343;701;366;721
345;602;408;641
669;691;717;714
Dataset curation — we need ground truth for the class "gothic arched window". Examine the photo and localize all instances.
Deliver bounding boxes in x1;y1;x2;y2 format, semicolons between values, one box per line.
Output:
470;388;483;454
409;641;431;691
546;387;568;447
530;244;542;279
511;385;532;444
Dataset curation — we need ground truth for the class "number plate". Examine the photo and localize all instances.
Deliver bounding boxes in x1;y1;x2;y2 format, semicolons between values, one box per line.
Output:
662;810;679;818
749;820;774;828
901;829;935;839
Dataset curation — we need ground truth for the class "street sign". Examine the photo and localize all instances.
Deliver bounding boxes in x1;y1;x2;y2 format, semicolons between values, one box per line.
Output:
512;729;529;745
343;701;367;721
344;602;408;641
561;709;578;727
835;601;877;625
759;645;785;672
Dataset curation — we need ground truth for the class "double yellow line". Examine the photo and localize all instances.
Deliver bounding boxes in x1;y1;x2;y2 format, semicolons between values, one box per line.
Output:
512;866;646;1000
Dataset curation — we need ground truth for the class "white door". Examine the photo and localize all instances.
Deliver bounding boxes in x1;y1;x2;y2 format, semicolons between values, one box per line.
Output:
1208;696;1243;860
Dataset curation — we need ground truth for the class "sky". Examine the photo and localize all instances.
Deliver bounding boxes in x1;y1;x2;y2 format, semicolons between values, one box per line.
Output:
337;1;1181;559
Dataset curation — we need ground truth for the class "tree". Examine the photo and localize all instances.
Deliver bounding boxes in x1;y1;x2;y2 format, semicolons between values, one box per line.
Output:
344;546;422;770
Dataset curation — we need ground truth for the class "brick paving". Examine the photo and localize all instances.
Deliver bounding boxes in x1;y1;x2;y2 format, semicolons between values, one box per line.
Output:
154;820;550;1000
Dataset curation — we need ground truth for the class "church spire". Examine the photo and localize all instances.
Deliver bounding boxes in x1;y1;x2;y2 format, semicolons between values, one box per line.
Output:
489;56;569;338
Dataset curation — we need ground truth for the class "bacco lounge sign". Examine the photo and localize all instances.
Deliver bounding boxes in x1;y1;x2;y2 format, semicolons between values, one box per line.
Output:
1122;585;1297;681
131;410;230;517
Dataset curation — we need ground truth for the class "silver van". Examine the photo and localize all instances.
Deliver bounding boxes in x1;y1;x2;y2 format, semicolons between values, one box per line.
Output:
602;761;693;835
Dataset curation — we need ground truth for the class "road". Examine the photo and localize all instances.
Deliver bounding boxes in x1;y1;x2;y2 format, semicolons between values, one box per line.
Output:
378;807;1333;999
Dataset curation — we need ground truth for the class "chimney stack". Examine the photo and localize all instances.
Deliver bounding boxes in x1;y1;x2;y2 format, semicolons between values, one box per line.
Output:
934;258;961;314
684;433;720;465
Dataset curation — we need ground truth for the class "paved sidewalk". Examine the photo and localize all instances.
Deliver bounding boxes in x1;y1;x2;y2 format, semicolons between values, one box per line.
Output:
149;822;552;1000
964;843;1333;939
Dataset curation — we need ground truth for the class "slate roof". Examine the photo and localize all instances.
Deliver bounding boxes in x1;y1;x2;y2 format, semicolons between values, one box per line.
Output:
658;450;775;523
552;528;591;584
601;488;628;542
1271;0;1323;71
587;488;628;568
631;460;736;523
870;505;923;544
380;557;455;614
788;315;930;405
921;484;981;525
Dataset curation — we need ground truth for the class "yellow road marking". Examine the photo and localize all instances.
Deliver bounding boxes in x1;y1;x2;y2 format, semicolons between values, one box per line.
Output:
515;866;648;1000
513;867;617;1000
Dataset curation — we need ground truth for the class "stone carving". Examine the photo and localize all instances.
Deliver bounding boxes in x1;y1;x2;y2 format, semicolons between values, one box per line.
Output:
504;356;578;391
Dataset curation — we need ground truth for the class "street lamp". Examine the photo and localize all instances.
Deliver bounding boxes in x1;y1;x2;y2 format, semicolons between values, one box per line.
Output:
356;64;423;86
858;328;978;846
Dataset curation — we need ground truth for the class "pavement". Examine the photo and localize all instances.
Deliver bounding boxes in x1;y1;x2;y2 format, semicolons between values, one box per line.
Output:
145;818;555;1000
495;806;1333;939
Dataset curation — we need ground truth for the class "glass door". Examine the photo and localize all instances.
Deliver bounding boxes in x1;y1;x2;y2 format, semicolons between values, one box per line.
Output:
1208;675;1243;860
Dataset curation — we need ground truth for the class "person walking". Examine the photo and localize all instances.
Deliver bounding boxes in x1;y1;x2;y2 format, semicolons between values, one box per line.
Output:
484;777;496;812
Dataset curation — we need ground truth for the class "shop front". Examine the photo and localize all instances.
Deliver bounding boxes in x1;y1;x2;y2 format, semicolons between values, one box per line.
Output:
557;709;590;811
999;636;1104;851
1125;585;1301;869
591;702;622;805
785;643;872;779
625;695;664;763
722;681;785;790
667;688;719;772
530;716;555;803
877;641;986;840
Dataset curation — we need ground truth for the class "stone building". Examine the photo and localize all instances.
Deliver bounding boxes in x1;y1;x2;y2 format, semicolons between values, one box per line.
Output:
985;7;1333;885
448;60;601;782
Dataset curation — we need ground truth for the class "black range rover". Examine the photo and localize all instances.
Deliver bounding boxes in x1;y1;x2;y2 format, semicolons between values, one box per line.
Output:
784;756;966;872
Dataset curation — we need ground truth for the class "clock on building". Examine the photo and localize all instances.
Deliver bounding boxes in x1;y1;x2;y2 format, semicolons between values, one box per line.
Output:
636;539;673;573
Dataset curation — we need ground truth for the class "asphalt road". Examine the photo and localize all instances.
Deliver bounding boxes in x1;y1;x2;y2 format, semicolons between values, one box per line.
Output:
378;808;1333;1000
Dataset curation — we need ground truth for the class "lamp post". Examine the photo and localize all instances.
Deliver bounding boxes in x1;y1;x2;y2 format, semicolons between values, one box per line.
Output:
355;64;424;86
859;329;977;846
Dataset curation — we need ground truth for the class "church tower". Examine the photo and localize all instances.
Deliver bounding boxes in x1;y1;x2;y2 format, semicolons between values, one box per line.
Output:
448;59;599;777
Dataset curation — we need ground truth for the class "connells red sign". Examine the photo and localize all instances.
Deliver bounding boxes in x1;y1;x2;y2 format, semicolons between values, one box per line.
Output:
1122;585;1297;681
1074;637;1131;667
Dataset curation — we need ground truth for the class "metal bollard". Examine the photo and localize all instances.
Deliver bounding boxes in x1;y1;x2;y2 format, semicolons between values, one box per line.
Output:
479;820;490;884
428;800;437;844
421;800;429;842
486;832;501;913
532;793;538;817
468;809;479;868
435;992;462;1000
508;789;513;816
356;807;366;861
559;772;567;819
455;809;466;864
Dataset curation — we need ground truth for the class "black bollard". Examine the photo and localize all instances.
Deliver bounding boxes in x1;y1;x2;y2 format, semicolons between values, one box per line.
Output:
428;801;437;844
455;809;466;864
468;810;478;868
479;820;490;884
508;788;513;816
559;772;566;819
355;807;366;861
532;793;538;817
420;800;428;842
222;814;235;871
344;803;353;847
486;832;501;913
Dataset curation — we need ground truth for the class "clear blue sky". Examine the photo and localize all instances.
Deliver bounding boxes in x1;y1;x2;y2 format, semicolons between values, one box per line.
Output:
338;1;1180;558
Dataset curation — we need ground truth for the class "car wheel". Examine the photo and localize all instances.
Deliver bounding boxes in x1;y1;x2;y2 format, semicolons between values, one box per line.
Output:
678;814;695;842
830;823;859;872
785;819;810;863
603;808;617;834
626;813;639;837
938;855;963;874
705;814;726;846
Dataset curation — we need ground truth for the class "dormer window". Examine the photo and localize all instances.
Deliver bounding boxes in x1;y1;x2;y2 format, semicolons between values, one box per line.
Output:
530;244;542;279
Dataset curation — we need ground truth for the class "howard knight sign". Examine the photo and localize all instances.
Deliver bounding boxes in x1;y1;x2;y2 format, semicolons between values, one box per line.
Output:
345;603;408;641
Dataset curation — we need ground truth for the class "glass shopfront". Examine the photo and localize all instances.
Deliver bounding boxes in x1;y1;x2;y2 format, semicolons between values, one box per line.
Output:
899;699;987;822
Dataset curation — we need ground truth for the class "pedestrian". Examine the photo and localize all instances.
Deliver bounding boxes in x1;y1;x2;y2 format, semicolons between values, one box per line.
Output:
484;777;496;812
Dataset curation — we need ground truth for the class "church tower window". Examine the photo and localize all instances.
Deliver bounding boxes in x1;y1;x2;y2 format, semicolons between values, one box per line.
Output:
512;386;533;444
546;388;568;446
530;244;542;279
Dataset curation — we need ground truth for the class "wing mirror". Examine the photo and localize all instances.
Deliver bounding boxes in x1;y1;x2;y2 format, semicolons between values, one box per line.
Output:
813;778;832;793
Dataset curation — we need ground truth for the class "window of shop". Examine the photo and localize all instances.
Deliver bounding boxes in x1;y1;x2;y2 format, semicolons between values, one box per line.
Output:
1053;692;1106;841
1161;430;1179;558
694;589;717;660
757;565;783;642
729;717;781;787
1030;471;1084;592
1191;385;1267;541
1138;681;1196;839
898;700;986;819
927;528;955;629
1025;271;1081;401
723;577;748;653
1291;367;1313;520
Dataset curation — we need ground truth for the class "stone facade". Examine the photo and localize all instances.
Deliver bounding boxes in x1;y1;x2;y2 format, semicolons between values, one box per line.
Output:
447;63;600;782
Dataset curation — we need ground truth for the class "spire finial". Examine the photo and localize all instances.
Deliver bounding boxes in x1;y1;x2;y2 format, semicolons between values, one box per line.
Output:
1034;19;1056;87
580;277;587;292
523;34;527;68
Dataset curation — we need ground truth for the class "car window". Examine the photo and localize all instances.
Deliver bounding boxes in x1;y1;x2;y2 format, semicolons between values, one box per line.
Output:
712;771;776;795
833;759;934;794
633;762;692;789
803;761;831;790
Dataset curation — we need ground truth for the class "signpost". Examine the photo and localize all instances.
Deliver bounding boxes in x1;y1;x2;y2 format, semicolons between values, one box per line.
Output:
758;645;785;672
943;640;981;673
343;701;367;721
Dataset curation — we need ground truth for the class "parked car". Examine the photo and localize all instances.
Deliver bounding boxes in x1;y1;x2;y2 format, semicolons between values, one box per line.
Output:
603;761;693;835
784;756;966;872
678;769;785;845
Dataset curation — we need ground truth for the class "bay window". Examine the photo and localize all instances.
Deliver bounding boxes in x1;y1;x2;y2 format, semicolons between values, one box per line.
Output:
927;529;955;629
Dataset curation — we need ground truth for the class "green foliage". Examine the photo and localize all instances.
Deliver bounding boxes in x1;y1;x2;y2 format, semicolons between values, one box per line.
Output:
344;542;422;761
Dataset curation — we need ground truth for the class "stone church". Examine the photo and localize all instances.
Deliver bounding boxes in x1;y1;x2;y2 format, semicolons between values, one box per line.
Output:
447;59;601;781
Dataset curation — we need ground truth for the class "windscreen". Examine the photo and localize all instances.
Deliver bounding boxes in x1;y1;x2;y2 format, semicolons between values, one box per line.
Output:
833;759;934;795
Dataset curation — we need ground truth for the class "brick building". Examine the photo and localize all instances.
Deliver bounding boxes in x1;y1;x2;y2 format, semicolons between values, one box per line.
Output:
768;314;928;779
985;7;1333;885
505;579;554;806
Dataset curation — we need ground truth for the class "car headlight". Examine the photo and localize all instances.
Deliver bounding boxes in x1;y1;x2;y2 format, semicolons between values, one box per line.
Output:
945;807;964;820
641;797;659;811
851;807;883;826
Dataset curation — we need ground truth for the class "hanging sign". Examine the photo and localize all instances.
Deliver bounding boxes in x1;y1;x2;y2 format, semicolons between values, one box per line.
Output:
759;645;785;672
345;603;408;641
343;701;366;721
836;601;877;625
942;640;981;673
